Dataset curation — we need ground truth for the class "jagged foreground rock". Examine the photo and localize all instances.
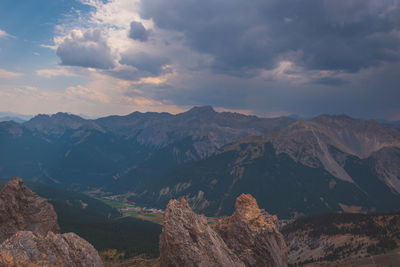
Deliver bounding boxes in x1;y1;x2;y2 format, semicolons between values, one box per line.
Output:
160;194;288;267
0;231;103;267
0;177;60;243
160;197;245;267
0;177;103;267
216;194;287;267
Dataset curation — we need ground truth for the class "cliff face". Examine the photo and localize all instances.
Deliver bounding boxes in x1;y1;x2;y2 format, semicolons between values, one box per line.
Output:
0;177;103;267
159;194;288;267
160;197;245;267
0;177;60;243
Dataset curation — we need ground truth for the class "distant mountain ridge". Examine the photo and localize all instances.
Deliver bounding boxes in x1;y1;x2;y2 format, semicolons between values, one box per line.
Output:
0;106;294;190
0;112;32;123
24;112;103;135
24;106;294;157
0;107;399;219
0;116;26;123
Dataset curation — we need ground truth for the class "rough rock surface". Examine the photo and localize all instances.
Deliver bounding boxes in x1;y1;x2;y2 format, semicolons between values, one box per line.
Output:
160;197;245;267
0;177;103;267
216;194;288;267
0;177;60;243
159;194;288;267
0;231;103;267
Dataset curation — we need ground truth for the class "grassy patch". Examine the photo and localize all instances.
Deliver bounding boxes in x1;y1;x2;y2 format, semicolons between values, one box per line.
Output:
124;210;163;224
98;198;130;209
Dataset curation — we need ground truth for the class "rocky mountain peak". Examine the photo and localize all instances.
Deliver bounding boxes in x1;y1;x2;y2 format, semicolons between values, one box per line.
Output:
6;176;23;187
186;105;216;114
233;193;263;221
24;112;101;136
160;194;288;267
216;194;287;267
0;177;60;243
179;196;189;208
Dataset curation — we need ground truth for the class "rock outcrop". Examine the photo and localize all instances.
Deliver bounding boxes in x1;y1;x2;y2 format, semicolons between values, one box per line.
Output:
0;231;103;267
0;177;60;243
216;194;288;267
159;194;288;267
0;177;103;267
160;197;245;267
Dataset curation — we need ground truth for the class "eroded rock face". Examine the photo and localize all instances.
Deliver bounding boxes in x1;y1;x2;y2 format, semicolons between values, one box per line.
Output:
160;194;288;267
216;194;288;267
0;177;60;243
160;197;245;267
0;231;103;267
0;177;103;267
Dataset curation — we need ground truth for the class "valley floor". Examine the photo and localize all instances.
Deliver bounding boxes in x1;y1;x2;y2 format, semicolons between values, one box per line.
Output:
95;194;164;224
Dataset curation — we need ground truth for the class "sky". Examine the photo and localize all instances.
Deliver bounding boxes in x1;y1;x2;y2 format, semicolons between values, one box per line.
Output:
0;0;400;120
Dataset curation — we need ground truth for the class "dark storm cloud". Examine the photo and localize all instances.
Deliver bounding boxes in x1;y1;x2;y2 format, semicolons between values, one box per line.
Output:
57;29;115;69
140;0;400;75
105;67;147;81
128;21;150;42
313;77;348;86
119;52;170;75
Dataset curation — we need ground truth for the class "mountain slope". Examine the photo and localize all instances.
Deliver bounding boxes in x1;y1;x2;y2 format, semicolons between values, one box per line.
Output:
269;115;400;192
122;116;400;218
282;212;400;265
125;142;400;218
0;121;152;190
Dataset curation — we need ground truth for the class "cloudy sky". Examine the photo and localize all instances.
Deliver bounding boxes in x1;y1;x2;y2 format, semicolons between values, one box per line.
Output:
0;0;399;120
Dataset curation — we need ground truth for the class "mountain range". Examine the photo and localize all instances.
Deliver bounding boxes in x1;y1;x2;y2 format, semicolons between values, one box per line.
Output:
0;106;399;218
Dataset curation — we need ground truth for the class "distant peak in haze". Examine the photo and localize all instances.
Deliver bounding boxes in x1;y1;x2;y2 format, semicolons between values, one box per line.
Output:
313;114;356;121
52;112;85;120
185;105;216;114
26;112;86;125
0;112;33;123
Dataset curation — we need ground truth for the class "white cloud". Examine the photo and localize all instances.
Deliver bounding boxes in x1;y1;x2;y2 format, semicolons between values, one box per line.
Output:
0;29;14;39
40;44;58;50
49;0;171;83
36;68;80;78
0;69;22;79
66;85;110;103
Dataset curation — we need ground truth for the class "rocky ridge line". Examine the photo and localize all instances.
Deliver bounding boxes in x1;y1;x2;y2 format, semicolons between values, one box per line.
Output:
160;194;288;267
